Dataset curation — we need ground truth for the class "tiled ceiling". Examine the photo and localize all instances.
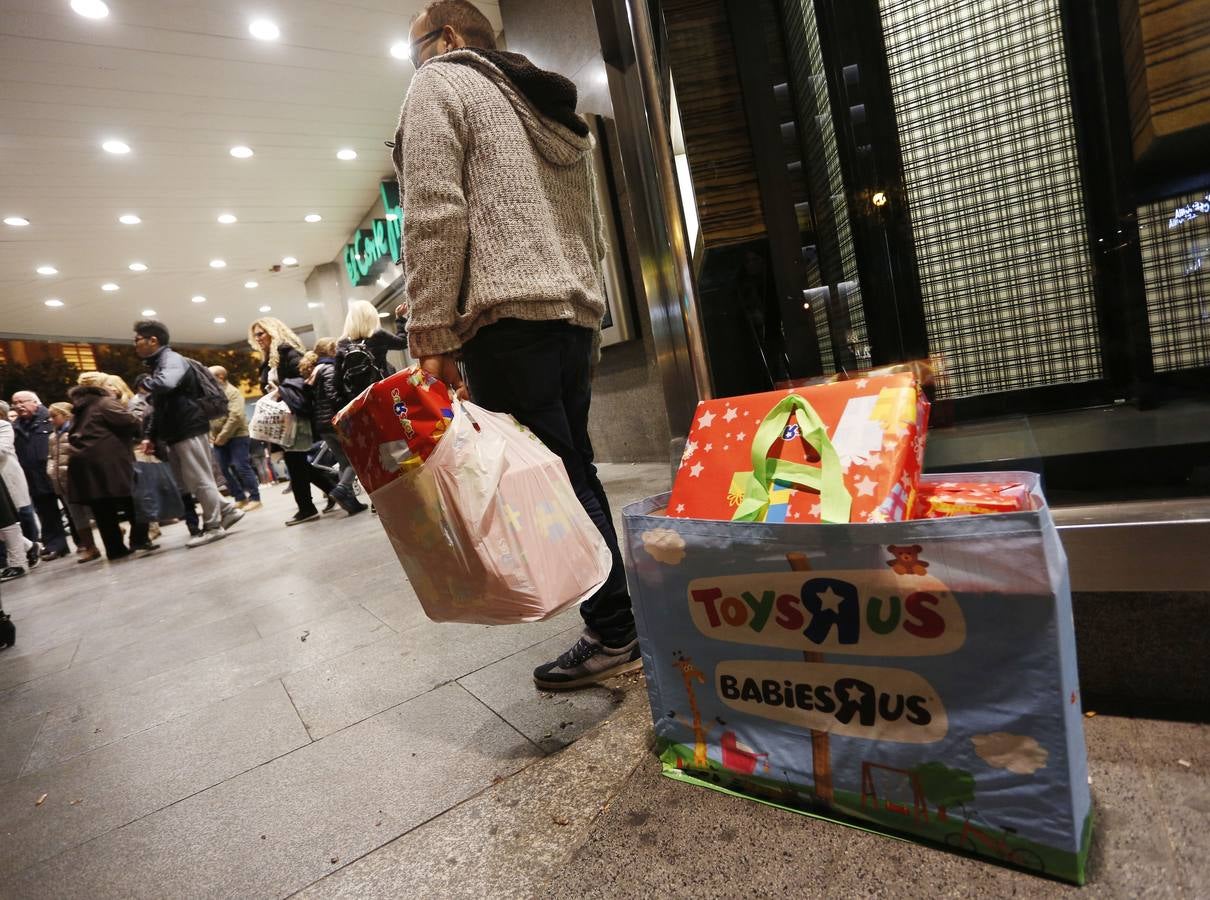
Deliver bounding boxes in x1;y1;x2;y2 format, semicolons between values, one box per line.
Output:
0;0;502;345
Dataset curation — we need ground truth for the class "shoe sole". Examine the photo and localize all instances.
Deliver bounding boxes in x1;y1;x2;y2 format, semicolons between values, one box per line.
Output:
533;656;645;692
221;510;245;531
285;516;320;526
186;534;226;549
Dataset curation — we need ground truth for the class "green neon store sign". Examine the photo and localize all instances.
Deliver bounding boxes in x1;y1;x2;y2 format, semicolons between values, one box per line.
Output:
344;181;403;287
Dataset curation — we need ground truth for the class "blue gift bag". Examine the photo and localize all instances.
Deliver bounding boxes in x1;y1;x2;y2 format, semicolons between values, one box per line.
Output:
623;472;1092;883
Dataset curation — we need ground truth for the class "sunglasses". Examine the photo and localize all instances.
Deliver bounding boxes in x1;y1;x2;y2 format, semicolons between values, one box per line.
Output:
409;27;443;67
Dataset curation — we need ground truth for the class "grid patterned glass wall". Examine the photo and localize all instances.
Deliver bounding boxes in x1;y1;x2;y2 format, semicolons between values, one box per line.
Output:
879;0;1103;399
801;5;869;363
1138;189;1210;372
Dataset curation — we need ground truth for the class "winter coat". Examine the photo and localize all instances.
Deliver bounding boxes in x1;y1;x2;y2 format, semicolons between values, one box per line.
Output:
0;475;17;530
46;420;76;498
259;344;304;393
311;358;342;435
13;405;55;496
210;382;249;445
142;346;211;444
67;385;142;503
0;418;32;509
334;319;407;403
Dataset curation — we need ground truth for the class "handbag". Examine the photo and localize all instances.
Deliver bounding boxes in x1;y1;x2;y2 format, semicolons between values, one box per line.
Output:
248;393;297;447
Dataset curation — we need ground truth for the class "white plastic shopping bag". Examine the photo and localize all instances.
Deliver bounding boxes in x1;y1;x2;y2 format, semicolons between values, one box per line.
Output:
372;401;612;624
248;393;297;446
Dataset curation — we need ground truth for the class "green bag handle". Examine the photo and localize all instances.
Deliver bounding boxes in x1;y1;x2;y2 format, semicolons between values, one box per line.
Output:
732;394;852;524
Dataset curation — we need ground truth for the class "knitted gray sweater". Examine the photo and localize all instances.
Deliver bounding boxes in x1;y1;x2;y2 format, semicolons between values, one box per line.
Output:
393;51;606;358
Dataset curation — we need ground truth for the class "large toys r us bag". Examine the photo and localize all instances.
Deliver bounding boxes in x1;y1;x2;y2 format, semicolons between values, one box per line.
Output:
623;471;1093;883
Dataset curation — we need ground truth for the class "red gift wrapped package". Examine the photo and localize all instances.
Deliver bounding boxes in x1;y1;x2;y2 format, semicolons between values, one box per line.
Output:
666;373;929;524
333;367;454;495
910;480;1032;519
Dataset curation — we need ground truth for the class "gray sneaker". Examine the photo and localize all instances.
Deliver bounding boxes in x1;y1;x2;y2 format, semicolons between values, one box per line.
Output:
221;506;245;531
533;631;643;691
186;528;227;549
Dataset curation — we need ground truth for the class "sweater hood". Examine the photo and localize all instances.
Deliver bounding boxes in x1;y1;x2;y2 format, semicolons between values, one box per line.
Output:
434;49;592;167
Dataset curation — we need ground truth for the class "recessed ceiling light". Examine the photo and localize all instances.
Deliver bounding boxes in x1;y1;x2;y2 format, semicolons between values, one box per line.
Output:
304;213;322;223
71;0;109;18
128;261;148;272
101;282;119;291
119;213;141;225
44;298;64;308
209;259;227;268
378;311;390;319
245;280;258;288
249;19;280;41
36;265;58;275
217;213;238;224
281;256;298;266
191;295;206;303
390;41;409;60
258;305;272;312
4;216;30;227
230;145;254;158
102;139;130;155
307;302;321;308
141;309;157;317
213;316;227;324
337;148;357;161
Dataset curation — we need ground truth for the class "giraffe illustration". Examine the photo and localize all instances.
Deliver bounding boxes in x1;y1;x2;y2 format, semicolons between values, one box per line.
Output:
674;654;712;768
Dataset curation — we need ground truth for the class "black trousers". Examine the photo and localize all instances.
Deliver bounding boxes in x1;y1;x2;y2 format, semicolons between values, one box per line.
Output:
88;496;136;560
284;450;336;517
32;491;69;554
461;318;635;645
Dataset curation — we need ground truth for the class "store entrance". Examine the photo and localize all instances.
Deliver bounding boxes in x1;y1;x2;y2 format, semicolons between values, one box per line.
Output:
653;0;1209;501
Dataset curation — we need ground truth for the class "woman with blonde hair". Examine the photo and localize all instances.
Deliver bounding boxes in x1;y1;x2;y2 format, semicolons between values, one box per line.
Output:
334;299;409;402
77;371;162;552
78;371;133;404
46;401;100;562
248;318;355;525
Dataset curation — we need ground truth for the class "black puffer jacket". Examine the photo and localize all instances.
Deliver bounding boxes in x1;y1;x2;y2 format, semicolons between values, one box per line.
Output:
259;344;303;392
311;358;342;435
142;346;210;444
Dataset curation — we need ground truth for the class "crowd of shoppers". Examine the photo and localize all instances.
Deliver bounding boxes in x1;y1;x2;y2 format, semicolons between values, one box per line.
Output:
6;0;633;699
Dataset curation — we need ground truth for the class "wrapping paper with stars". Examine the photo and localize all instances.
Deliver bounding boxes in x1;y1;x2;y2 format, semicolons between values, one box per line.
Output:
667;373;930;525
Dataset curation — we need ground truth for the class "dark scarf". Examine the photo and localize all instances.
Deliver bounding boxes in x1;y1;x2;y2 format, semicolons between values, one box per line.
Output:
460;48;589;138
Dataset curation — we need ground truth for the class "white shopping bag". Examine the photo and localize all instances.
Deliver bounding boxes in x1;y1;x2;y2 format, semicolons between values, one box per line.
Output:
372;401;612;624
248;393;297;446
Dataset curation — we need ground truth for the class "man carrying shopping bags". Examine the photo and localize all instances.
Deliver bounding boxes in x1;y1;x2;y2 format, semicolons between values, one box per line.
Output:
395;0;639;689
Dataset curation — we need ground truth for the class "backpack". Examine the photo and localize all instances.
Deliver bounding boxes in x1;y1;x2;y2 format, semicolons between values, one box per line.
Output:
340;340;385;399
185;357;230;420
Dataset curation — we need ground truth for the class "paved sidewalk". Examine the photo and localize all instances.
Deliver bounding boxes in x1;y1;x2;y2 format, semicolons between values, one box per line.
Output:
3;461;1206;898
0;463;667;898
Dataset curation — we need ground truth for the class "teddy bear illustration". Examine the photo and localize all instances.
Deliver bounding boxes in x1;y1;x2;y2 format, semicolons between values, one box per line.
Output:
887;544;929;576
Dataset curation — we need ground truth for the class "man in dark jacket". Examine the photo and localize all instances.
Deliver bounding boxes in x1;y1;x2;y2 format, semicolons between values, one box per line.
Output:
133;320;243;548
11;391;69;560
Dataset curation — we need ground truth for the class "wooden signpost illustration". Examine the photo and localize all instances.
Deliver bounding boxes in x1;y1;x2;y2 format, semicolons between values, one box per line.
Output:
787;550;834;805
